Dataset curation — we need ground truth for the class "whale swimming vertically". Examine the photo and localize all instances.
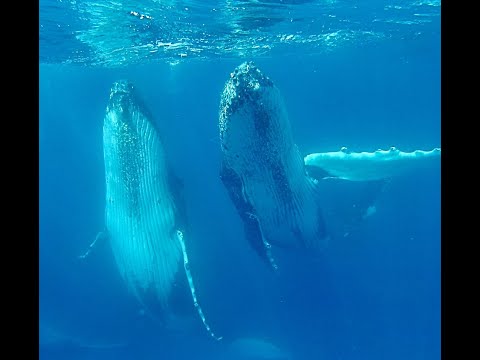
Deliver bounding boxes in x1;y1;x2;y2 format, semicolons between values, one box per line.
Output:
102;80;220;340
219;62;328;268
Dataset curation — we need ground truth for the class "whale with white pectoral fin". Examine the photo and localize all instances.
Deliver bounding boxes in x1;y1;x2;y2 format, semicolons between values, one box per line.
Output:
218;62;329;269
79;80;221;340
304;146;441;234
304;146;441;182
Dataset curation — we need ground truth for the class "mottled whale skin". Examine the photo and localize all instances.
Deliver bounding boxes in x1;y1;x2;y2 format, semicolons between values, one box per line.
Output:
304;146;441;182
103;80;220;339
219;62;328;268
104;80;182;309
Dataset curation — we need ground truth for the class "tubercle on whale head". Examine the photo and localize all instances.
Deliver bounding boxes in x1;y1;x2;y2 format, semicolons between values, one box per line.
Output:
106;80;148;119
110;79;134;99
228;61;273;91
219;62;275;138
107;80;136;112
220;62;274;112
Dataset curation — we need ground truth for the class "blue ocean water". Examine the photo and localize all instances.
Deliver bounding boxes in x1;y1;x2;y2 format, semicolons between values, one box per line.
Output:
39;1;441;359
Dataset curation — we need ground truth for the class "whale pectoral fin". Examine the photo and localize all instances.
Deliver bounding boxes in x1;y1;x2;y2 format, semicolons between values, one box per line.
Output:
242;211;278;270
305;164;332;182
175;230;223;341
220;163;278;270
78;230;108;260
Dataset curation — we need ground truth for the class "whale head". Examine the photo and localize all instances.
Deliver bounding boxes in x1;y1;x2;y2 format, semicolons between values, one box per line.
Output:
107;80;138;114
219;61;290;161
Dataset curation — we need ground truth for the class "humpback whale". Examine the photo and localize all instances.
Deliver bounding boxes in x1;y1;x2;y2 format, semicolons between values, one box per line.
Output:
304;146;441;182
219;62;328;268
85;80;220;340
303;146;441;234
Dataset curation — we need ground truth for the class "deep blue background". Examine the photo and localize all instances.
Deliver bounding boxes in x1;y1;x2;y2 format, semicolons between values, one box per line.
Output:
40;29;440;360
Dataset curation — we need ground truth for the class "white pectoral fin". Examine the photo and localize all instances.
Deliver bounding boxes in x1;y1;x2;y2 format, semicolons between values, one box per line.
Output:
221;163;278;270
175;230;223;341
305;163;333;182
78;231;108;260
244;211;278;270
